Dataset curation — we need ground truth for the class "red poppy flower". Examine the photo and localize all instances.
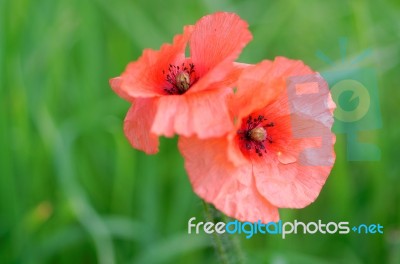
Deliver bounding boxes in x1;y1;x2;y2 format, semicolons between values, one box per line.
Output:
179;57;336;223
110;12;252;154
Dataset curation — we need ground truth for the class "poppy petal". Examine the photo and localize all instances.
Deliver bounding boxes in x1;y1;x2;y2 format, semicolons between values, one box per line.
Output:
232;57;315;120
117;26;194;99
151;89;234;138
179;137;279;223
188;12;252;93
124;98;159;154
237;57;336;208
253;114;336;208
110;77;133;103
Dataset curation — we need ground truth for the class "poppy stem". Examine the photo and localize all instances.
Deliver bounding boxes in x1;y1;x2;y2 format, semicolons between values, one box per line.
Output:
202;201;245;264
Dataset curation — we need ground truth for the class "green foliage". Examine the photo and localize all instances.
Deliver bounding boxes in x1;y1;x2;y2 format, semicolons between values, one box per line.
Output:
1;0;399;263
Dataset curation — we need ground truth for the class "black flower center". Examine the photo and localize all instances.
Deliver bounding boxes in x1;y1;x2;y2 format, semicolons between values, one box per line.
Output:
237;114;274;157
163;63;198;95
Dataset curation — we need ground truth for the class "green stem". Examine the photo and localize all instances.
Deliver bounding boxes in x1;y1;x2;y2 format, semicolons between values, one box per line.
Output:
202;201;245;264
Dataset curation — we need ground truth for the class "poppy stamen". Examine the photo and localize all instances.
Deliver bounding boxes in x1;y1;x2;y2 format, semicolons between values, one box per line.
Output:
163;62;197;95
237;114;274;157
176;71;190;92
249;127;267;142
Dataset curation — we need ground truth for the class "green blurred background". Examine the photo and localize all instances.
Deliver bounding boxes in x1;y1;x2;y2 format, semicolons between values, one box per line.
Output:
1;0;399;263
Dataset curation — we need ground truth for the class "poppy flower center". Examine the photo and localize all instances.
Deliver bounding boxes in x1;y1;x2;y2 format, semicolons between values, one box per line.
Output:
237;114;274;157
249;127;267;142
176;71;190;92
163;63;198;95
